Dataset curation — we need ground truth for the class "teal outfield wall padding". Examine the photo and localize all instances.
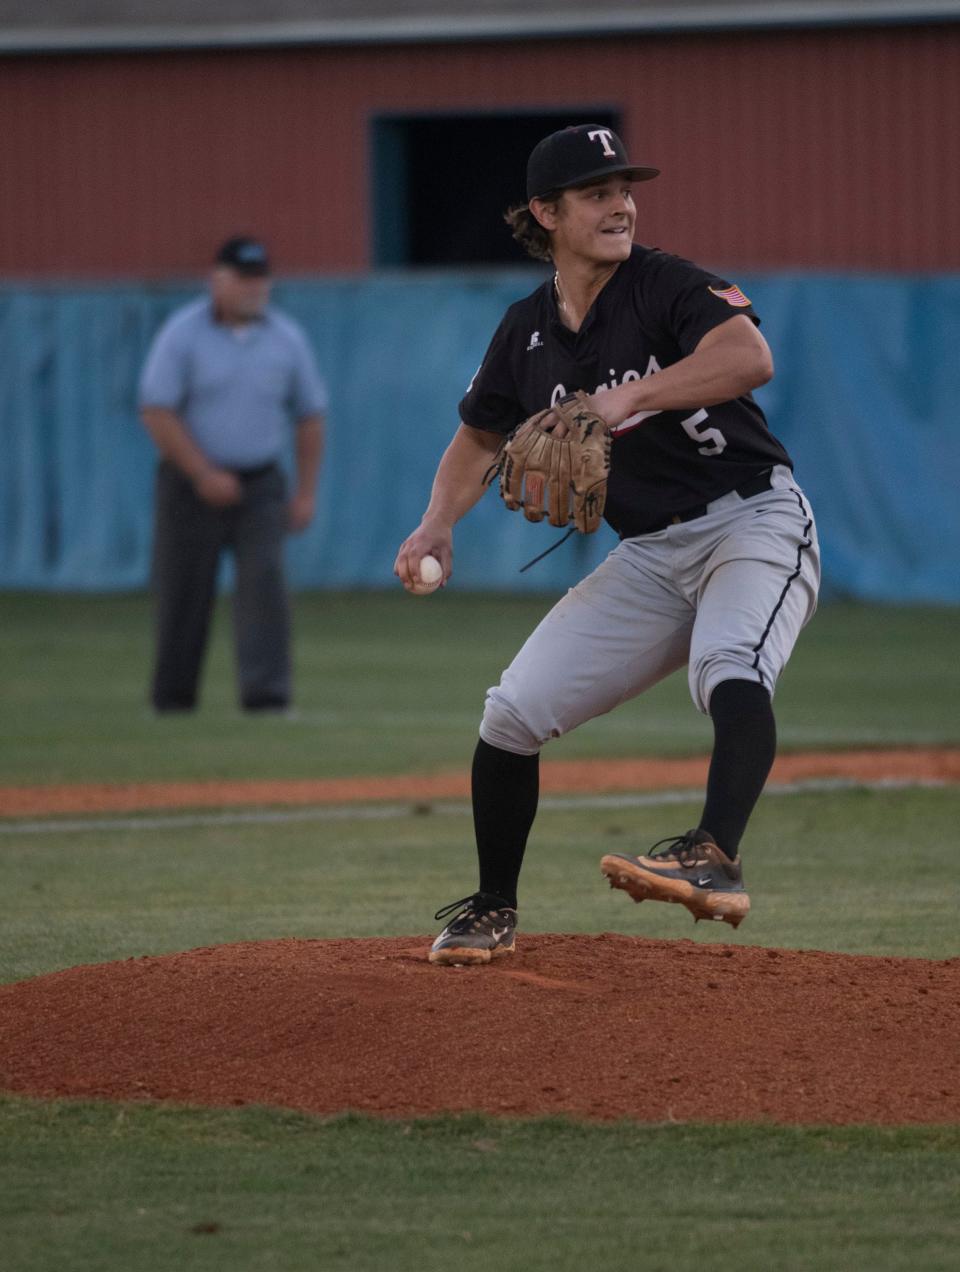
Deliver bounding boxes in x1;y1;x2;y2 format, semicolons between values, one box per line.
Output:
1;271;958;600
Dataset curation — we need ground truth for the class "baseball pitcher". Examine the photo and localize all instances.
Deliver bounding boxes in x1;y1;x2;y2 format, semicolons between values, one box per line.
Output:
394;124;820;965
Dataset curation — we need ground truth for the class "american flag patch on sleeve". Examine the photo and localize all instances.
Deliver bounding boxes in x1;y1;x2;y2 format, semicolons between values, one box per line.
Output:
708;283;752;308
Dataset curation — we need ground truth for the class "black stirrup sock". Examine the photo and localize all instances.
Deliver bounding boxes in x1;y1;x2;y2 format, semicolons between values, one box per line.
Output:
472;737;539;909
700;679;777;860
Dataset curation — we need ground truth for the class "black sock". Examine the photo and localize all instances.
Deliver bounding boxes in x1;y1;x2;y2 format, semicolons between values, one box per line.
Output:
700;679;777;860
472;737;539;909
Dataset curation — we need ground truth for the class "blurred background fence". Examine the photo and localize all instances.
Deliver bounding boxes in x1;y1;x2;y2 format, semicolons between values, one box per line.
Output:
2;3;959;601
2;271;959;599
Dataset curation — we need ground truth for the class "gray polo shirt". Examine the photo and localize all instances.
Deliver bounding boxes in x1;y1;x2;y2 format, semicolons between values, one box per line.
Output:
138;298;329;469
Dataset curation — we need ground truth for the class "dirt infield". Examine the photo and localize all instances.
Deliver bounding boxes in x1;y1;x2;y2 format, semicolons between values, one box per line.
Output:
2;747;959;817
3;747;957;1126
2;935;958;1125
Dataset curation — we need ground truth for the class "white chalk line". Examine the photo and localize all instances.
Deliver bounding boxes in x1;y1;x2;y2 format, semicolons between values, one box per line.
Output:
0;777;951;838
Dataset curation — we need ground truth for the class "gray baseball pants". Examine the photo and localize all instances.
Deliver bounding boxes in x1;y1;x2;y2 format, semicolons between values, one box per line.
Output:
479;466;820;754
150;461;291;711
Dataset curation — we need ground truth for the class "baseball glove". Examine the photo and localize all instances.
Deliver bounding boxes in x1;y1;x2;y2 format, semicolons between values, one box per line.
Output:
498;391;611;534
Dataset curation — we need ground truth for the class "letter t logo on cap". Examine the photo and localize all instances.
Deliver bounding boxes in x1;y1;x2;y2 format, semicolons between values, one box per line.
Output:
587;128;616;157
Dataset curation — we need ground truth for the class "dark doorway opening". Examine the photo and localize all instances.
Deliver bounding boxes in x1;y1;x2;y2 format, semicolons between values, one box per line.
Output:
372;110;621;267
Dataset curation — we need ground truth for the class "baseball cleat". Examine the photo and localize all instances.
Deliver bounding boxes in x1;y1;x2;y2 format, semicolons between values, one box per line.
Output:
600;829;750;928
429;893;517;965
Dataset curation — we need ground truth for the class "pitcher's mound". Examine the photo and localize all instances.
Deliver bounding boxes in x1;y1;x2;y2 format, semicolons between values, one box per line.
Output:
2;935;958;1124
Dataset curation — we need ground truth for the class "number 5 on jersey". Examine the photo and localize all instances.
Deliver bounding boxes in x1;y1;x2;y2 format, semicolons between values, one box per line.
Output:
680;408;727;456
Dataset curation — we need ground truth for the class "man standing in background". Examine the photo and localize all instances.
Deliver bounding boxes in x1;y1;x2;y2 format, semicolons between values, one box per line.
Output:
139;237;327;714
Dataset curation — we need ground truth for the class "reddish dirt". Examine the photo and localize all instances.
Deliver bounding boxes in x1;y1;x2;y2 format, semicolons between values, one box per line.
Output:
2;935;958;1125
2;747;959;817
3;748;957;1125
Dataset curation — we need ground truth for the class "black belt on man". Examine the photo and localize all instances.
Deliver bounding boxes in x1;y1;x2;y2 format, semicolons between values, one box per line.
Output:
628;468;776;538
231;462;278;481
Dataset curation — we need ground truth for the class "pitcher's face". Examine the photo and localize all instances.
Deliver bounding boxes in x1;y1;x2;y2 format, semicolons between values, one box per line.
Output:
535;177;637;266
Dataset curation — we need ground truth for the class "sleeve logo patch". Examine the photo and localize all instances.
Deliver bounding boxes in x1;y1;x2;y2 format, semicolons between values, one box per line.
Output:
708;283;752;308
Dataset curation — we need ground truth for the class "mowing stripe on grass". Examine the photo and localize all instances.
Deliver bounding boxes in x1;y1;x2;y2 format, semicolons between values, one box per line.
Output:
0;777;950;838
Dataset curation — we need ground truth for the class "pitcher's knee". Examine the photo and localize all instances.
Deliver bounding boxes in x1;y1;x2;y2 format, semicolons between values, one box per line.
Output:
689;651;770;715
479;686;551;756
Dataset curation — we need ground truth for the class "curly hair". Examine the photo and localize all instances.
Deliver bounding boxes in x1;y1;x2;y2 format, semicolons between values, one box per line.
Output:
503;197;561;263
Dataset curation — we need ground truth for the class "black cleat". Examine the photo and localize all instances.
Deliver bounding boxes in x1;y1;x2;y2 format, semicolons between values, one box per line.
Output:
429;893;517;965
601;829;750;928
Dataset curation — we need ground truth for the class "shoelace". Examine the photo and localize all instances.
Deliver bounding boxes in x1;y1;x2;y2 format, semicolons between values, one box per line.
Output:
434;894;479;923
647;831;705;867
433;893;513;927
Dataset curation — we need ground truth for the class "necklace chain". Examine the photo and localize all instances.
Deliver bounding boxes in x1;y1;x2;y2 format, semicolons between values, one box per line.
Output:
553;271;567;314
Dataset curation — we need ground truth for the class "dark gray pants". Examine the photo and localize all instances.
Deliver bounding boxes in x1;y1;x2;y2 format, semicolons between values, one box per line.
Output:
150;461;291;711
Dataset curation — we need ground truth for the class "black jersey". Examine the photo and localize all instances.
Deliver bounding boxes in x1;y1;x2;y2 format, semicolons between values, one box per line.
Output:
459;244;793;538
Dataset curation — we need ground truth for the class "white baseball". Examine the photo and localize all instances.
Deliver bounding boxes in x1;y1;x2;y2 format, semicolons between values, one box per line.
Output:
411;554;443;595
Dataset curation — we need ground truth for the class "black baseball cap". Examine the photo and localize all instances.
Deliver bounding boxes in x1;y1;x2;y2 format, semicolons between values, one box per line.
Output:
214;236;271;276
526;124;659;201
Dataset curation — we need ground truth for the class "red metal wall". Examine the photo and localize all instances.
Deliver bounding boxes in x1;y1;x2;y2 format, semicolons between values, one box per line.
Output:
2;23;958;277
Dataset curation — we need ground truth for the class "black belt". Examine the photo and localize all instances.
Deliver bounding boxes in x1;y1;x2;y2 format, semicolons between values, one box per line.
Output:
630;469;776;537
232;462;278;480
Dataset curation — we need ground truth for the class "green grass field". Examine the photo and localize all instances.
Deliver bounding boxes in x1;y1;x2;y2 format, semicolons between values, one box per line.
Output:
3;786;959;983
3;1103;958;1272
2;593;958;785
2;593;959;1270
